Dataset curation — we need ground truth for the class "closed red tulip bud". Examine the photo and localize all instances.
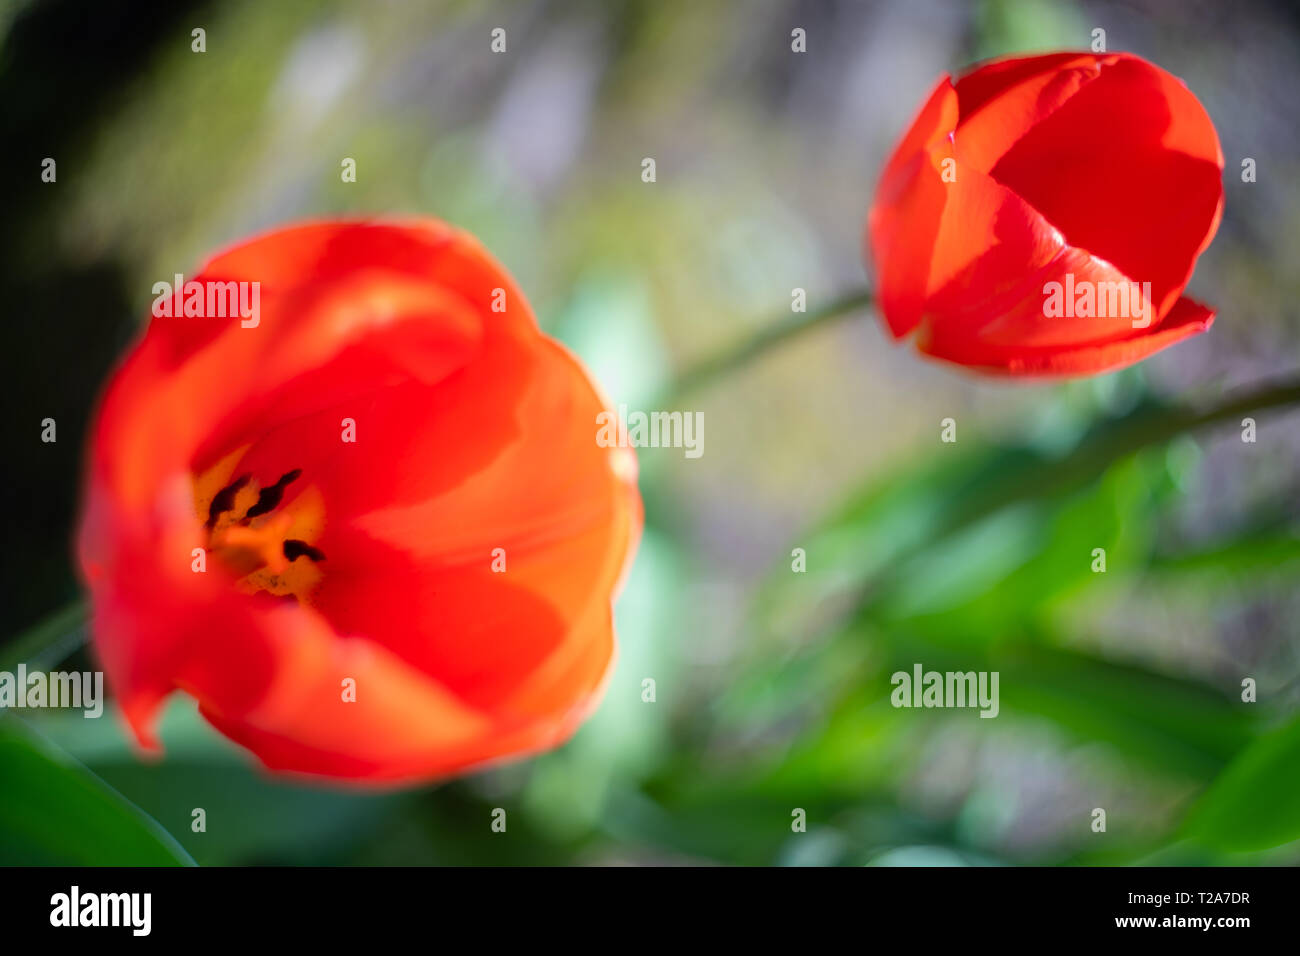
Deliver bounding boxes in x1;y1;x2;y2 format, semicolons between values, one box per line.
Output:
77;219;641;785
867;52;1224;376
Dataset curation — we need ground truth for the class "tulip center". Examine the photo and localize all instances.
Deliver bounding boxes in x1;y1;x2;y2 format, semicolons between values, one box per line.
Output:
192;449;327;603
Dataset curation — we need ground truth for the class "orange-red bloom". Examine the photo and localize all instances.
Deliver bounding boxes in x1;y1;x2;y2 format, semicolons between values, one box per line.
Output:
867;52;1224;376
77;219;641;784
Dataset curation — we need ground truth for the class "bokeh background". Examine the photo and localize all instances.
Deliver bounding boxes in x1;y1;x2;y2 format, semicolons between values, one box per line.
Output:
3;0;1300;865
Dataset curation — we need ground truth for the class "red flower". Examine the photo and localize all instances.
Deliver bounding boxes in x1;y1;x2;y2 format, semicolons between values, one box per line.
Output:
867;52;1224;376
77;219;641;784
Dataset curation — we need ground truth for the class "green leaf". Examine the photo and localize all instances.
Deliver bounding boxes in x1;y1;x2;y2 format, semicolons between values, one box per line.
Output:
0;718;193;866
756;383;1300;649
1183;713;1300;851
988;645;1257;779
1149;526;1300;579
29;698;399;866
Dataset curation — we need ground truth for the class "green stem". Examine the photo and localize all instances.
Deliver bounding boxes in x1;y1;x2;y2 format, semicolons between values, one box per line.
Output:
665;288;874;402
846;374;1300;614
0;600;88;673
1150;377;1300;435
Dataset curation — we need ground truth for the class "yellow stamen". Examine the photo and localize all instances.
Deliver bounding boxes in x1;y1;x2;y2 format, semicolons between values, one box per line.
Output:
192;451;327;603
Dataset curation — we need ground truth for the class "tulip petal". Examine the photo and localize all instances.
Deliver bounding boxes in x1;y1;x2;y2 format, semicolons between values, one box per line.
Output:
924;294;1214;378
953;51;1099;123
868;77;960;339
954;52;1109;173
192;602;492;781
922;160;1166;360
303;337;636;716
987;54;1223;319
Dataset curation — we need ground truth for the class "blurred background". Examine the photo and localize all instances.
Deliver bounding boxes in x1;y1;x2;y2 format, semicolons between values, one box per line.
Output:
2;0;1300;865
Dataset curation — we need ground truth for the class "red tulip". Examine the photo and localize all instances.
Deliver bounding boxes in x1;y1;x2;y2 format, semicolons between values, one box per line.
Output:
867;52;1224;376
77;219;641;784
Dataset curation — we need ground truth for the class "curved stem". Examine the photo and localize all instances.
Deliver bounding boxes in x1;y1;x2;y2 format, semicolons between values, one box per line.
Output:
845;373;1300;614
665;288;874;402
0;600;87;673
1164;377;1300;433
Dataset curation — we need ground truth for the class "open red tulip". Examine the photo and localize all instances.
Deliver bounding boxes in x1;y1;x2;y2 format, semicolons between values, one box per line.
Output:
867;51;1224;376
77;219;641;785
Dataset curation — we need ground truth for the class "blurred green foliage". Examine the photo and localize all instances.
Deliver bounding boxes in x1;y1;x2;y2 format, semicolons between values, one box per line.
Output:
9;385;1299;866
3;0;1300;866
0;719;192;866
